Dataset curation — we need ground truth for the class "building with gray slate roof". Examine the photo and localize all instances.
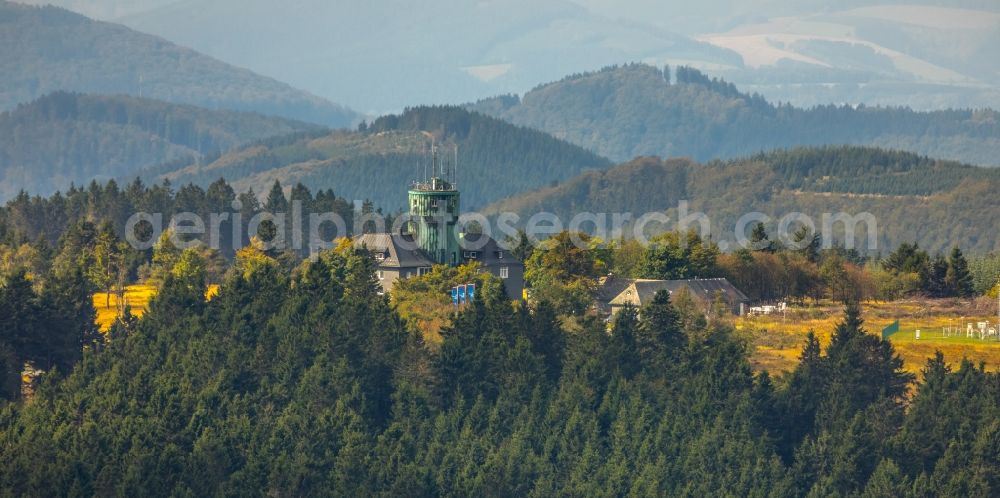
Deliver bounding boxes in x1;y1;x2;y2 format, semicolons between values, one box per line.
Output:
598;277;749;316
354;232;437;292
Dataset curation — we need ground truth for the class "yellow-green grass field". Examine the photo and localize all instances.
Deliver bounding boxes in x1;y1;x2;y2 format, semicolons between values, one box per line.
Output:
93;284;219;332
739;299;1000;376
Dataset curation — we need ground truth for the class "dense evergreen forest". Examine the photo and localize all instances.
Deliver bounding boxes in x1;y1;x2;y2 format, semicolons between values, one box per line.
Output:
487;146;1000;254
5;2;1000;495
0;177;358;314
1;177;998;495
469;64;1000;166
0;1;357;127
146;106;612;211
2;236;999;496
0;177;355;257
0;92;323;200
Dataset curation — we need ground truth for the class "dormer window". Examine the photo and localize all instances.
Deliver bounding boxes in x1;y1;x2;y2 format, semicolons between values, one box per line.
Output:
496;250;504;259
375;251;387;261
464;251;478;259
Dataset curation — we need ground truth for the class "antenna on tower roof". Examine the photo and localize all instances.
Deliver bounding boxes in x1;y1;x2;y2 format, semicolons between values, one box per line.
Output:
432;140;438;178
454;143;458;187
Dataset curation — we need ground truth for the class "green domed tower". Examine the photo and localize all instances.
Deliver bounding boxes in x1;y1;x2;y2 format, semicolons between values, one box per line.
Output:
408;152;461;265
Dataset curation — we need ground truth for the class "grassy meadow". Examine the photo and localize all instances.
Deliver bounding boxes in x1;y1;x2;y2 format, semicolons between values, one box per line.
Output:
93;284;220;332
741;298;1000;375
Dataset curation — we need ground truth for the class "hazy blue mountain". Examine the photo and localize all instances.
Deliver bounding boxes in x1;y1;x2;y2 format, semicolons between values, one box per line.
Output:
469;64;1000;166
682;2;1000;110
108;0;739;113
27;0;1000;113
573;0;1000;34
0;92;323;200
0;1;358;127
11;0;176;19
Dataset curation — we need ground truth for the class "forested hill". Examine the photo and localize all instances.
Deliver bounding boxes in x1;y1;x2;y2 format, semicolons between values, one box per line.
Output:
144;106;612;211
0;1;357;127
469;64;1000;166
2;242;998;495
0;92;324;201
485;146;1000;254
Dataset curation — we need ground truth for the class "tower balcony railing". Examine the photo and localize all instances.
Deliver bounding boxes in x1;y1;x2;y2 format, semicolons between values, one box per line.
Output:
410;177;457;192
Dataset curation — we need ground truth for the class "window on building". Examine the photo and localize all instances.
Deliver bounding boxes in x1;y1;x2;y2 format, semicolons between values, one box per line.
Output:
418;266;431;276
499;266;509;279
463;251;478;259
496;250;503;259
377;270;384;280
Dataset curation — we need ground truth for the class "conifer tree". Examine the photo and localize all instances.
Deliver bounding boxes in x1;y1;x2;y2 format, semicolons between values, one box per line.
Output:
0;269;38;383
776;331;825;460
637;290;685;375
924;254;949;297
946;246;974;297
264;180;288;213
524;301;565;382
792;225;821;263
609;304;640;379
38;265;99;369
750;222;772;252
820;303;912;430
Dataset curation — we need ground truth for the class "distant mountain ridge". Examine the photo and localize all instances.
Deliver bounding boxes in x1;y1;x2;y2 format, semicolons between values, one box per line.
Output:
0;1;358;127
34;0;1000;113
140;106;612;211
105;0;740;113
0;92;324;200
469;64;1000;166
485;146;1000;253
